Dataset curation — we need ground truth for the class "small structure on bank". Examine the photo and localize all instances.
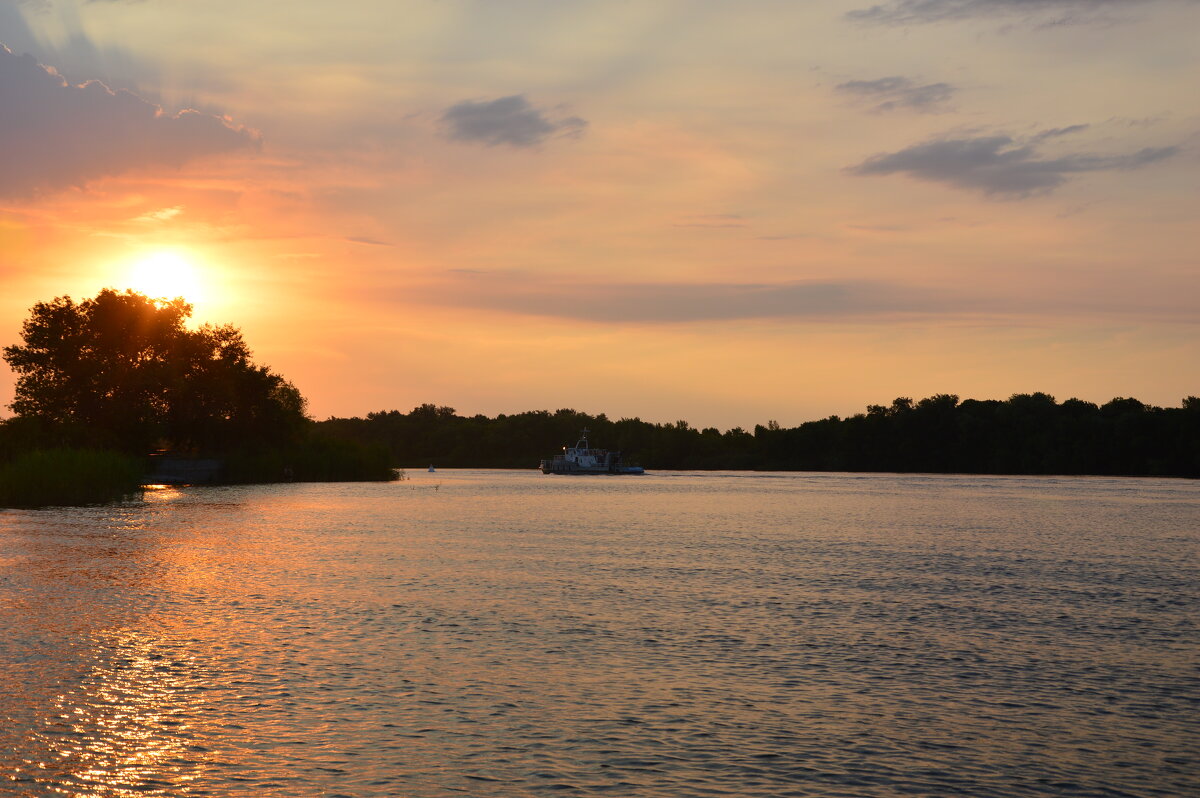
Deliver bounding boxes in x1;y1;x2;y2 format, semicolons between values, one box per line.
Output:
145;455;223;485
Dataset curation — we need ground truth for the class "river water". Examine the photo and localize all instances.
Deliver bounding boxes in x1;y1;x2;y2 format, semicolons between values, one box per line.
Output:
1;470;1197;797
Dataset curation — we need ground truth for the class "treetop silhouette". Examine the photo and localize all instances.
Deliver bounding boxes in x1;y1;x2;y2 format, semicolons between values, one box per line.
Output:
3;288;306;453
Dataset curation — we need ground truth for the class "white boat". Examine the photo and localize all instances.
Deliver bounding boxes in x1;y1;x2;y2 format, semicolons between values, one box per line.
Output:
539;429;644;475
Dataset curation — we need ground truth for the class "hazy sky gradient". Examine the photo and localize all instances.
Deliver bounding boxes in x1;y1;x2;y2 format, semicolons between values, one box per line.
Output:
1;0;1196;428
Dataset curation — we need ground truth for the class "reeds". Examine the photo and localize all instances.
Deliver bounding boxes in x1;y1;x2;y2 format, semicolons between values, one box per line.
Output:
0;448;144;508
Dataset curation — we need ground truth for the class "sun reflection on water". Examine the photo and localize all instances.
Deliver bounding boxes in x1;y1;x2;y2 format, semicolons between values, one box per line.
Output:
142;485;185;504
3;474;1196;797
27;628;209;796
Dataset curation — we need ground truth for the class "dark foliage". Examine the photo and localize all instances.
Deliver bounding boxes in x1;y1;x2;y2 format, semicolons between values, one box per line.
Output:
223;434;397;484
316;395;1200;477
0;448;143;508
3;289;307;454
1;290;396;500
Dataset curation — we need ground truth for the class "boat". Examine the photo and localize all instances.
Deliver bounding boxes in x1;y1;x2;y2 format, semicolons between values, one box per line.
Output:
428;464;436;472
539;429;645;475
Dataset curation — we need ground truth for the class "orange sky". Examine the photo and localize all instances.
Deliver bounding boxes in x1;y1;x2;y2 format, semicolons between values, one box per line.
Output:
2;0;1197;429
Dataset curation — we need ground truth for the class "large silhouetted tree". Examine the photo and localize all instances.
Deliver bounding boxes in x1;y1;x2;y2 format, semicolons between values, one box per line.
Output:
3;289;307;453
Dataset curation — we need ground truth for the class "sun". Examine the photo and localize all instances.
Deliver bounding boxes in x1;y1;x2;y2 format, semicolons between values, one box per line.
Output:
126;251;206;303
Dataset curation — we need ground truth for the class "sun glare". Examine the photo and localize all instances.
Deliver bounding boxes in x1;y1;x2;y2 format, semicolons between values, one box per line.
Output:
126;251;206;304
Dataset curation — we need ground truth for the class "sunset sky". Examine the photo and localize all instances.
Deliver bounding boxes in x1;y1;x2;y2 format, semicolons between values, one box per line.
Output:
1;0;1196;429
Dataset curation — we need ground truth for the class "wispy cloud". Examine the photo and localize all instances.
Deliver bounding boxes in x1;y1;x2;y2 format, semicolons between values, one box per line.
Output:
846;133;1177;197
0;46;258;198
345;236;394;247
674;214;748;229
836;76;957;113
848;223;909;232
846;0;1182;26
440;94;586;148
414;275;945;323
404;269;1200;326
1032;124;1090;141
133;205;183;222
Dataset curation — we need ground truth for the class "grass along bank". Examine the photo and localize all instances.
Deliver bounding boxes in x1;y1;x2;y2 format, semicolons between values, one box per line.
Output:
0;449;144;508
1;438;399;509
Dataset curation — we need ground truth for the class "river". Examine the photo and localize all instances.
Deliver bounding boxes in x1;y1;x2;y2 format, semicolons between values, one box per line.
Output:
2;470;1197;796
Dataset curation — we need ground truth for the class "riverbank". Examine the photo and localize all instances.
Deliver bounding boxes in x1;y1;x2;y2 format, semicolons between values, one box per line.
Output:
0;439;399;509
0;449;143;508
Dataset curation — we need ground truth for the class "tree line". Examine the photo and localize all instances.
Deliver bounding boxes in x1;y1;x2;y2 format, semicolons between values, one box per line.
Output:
3;290;1195;487
317;393;1200;477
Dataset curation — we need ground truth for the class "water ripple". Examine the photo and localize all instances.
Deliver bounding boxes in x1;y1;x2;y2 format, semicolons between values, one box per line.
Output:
1;471;1197;796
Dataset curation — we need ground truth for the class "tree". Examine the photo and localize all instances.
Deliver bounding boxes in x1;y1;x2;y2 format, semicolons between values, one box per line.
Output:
3;289;307;453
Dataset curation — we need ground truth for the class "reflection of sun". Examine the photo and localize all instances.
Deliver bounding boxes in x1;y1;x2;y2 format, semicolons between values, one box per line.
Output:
126;251;205;303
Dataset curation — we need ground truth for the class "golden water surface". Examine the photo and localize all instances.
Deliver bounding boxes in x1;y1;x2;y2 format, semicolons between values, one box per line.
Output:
1;471;1197;796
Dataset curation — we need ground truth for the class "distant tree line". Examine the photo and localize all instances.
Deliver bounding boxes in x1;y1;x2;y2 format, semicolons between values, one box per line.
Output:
316;394;1200;477
2;289;1195;489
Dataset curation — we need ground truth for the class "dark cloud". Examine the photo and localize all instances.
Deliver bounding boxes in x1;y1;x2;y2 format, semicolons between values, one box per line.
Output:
1;2;42;58
846;134;1177;197
836;76;956;113
417;275;945;323
0;46;258;198
846;0;1185;26
3;0;161;94
440;94;586;148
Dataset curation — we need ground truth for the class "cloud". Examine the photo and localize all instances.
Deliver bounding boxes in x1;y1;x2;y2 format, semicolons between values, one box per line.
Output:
0;2;42;58
673;223;747;228
345;236;394;247
672;213;749;228
1032;124;1090;140
415;275;945;323
403;270;1200;325
439;94;586;148
846;133;1177;197
846;0;1185;26
0;45;258;198
3;0;163;96
132;206;183;222
836;76;956;112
